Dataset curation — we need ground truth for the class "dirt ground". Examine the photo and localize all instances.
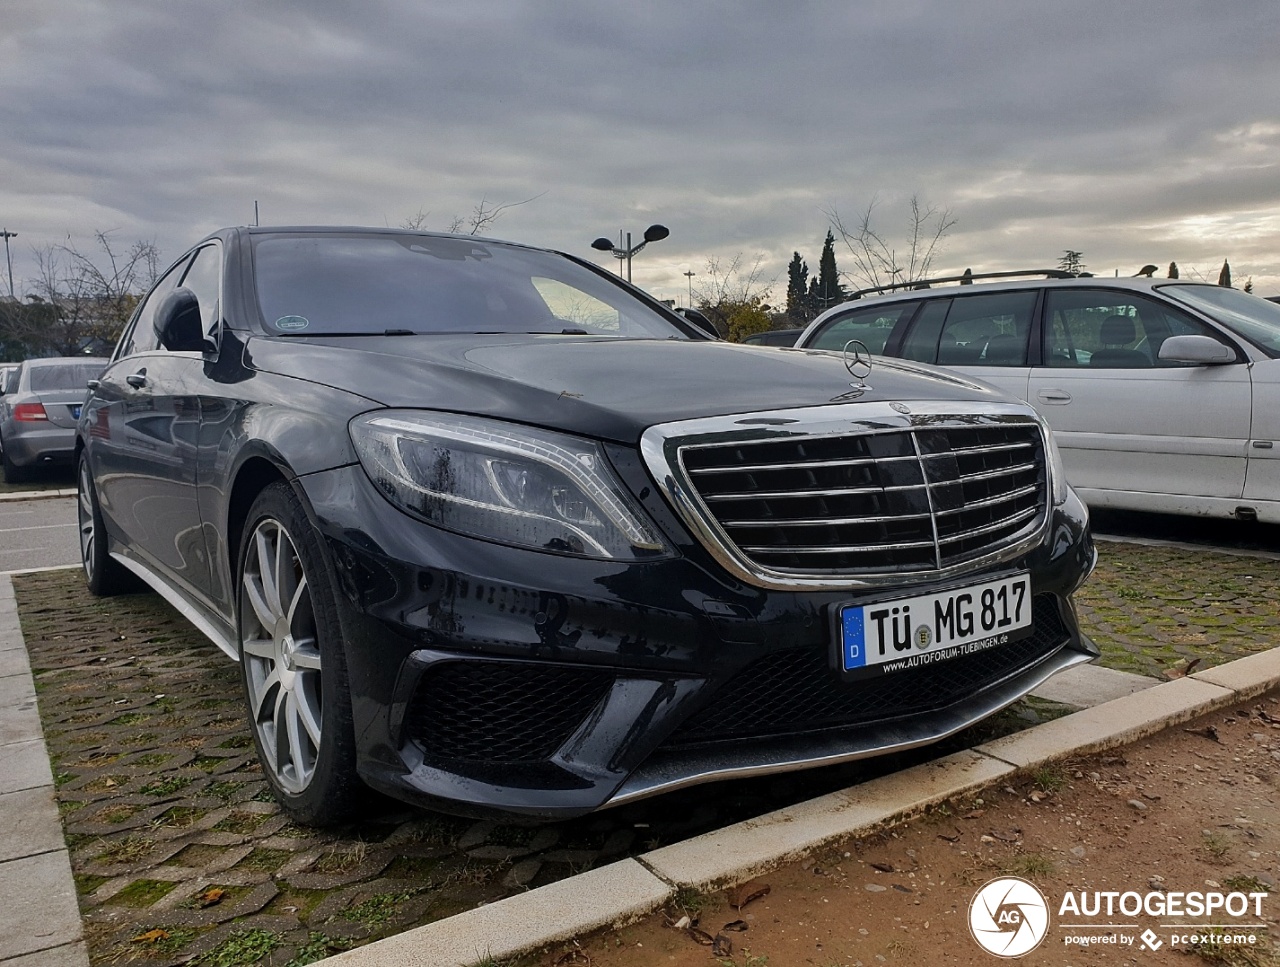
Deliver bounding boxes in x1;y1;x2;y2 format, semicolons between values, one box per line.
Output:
541;691;1280;967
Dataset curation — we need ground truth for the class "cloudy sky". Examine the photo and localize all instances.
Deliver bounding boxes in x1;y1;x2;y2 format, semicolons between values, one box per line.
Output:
3;0;1280;306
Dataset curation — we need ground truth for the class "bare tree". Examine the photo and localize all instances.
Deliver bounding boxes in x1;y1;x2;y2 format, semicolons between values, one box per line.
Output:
692;254;776;341
826;195;957;293
403;193;545;236
12;231;159;356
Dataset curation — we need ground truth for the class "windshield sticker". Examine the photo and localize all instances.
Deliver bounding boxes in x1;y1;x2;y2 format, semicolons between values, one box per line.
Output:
275;315;310;332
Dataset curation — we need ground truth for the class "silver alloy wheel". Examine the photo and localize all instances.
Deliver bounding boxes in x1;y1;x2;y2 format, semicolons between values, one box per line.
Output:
240;518;324;794
77;460;96;581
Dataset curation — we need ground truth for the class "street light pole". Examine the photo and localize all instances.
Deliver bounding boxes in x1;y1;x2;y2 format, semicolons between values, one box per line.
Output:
683;270;695;307
0;230;15;300
591;225;669;285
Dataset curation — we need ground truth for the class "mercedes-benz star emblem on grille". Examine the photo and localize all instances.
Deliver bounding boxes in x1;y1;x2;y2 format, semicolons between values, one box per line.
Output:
842;340;872;389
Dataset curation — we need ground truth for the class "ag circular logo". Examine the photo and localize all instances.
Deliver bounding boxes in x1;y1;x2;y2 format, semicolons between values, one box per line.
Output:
969;876;1050;957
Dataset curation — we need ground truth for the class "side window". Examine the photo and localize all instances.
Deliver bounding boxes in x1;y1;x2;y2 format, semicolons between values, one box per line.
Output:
936;291;1036;366
179;244;223;338
898;299;951;363
805;302;917;354
118;258;188;358
1044;289;1227;369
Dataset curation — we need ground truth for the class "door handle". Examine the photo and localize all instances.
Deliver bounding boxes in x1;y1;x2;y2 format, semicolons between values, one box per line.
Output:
126;371;147;389
1037;389;1071;404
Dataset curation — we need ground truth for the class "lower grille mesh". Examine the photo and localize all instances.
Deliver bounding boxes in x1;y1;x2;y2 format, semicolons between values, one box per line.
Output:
404;661;614;764
663;594;1068;749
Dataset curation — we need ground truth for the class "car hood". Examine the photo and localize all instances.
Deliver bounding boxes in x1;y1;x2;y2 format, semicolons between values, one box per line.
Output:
245;334;1009;444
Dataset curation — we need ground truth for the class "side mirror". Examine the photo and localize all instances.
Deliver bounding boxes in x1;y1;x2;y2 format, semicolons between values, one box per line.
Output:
154;287;215;353
1157;334;1236;365
675;307;719;339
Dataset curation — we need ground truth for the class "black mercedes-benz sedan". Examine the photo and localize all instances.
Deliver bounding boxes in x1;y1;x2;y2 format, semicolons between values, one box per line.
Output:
76;227;1097;824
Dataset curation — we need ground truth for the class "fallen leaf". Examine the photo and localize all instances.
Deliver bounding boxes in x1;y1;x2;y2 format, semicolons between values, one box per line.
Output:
728;879;771;910
198;887;227;908
688;927;716;946
1184;725;1221;743
722;920;748;932
1028;790;1047;803
712;934;733;957
131;929;169;944
869;862;895;873
937;827;962;843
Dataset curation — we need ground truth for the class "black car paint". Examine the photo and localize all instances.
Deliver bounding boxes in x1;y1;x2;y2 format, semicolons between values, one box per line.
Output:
80;227;1096;819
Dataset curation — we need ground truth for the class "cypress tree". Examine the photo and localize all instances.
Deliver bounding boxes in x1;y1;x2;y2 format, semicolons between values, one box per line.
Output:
1218;259;1232;288
786;252;810;323
816;230;844;311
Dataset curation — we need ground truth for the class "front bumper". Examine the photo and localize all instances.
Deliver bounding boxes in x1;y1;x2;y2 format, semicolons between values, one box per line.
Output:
299;464;1097;818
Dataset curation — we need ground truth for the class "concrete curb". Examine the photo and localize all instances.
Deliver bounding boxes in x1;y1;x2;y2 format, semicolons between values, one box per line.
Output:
0;490;75;503
314;655;1280;967
0;573;90;967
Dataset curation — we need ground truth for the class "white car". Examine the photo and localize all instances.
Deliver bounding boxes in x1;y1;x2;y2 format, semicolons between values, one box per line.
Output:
796;274;1280;523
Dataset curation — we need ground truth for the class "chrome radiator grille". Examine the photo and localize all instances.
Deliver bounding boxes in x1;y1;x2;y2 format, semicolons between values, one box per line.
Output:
680;423;1047;575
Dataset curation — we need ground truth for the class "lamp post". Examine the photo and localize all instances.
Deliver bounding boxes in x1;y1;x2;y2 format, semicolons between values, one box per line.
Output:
590;224;669;284
683;269;695;307
0;230;15;300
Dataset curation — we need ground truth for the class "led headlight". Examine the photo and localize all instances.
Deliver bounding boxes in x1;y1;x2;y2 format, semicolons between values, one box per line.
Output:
350;411;670;560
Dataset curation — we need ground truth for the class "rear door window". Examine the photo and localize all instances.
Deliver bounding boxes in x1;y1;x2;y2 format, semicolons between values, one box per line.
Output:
936;291;1037;366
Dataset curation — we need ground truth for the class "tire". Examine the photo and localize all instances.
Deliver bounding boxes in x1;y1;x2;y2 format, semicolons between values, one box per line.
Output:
3;445;30;484
77;453;138;596
236;482;362;825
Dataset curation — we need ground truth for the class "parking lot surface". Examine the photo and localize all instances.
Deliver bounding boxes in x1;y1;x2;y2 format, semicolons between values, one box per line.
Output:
12;536;1280;966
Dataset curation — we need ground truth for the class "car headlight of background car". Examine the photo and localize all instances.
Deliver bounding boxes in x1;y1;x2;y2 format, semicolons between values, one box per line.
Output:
350;411;671;560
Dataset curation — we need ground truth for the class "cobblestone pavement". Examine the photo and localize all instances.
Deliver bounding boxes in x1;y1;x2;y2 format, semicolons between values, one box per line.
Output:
1077;540;1280;677
16;539;1280;966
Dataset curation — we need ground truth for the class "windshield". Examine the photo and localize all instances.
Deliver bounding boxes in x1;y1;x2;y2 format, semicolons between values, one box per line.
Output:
252;233;687;339
1160;284;1280;357
28;362;105;392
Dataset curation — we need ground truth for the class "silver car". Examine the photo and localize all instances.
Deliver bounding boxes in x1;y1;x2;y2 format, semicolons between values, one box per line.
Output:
795;274;1280;523
0;357;106;483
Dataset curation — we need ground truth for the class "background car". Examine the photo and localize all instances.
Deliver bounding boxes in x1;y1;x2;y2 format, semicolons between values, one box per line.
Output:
796;274;1280;523
0;357;106;482
77;227;1095;824
741;327;804;347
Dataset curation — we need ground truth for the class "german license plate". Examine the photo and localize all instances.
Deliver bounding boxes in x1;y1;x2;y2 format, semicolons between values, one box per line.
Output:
838;573;1032;679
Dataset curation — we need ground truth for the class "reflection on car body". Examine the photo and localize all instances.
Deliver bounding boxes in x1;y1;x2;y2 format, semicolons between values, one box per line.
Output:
77;228;1096;823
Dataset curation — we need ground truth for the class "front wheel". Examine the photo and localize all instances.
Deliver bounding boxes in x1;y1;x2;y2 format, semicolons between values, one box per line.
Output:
237;482;362;825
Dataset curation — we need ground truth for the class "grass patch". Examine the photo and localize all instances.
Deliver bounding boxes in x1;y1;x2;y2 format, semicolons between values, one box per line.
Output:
133;752;171;767
1203;831;1233;861
311;841;369;875
206;780;245;802
155;805;206;829
197;927;281;966
234;848;291;874
1001;853;1055;878
96;835;155;865
218;734;254;750
673;885;712;917
212;811;270;835
384;855;442;880
112;878;177;908
1030;764;1068;793
73;872;109;895
339;888;424;928
285;932;353;967
129;925;200;956
140;774;193;797
1223;874;1271;894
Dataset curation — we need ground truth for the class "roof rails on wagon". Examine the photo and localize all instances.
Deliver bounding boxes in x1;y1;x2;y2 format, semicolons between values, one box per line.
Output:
847;268;1086;301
